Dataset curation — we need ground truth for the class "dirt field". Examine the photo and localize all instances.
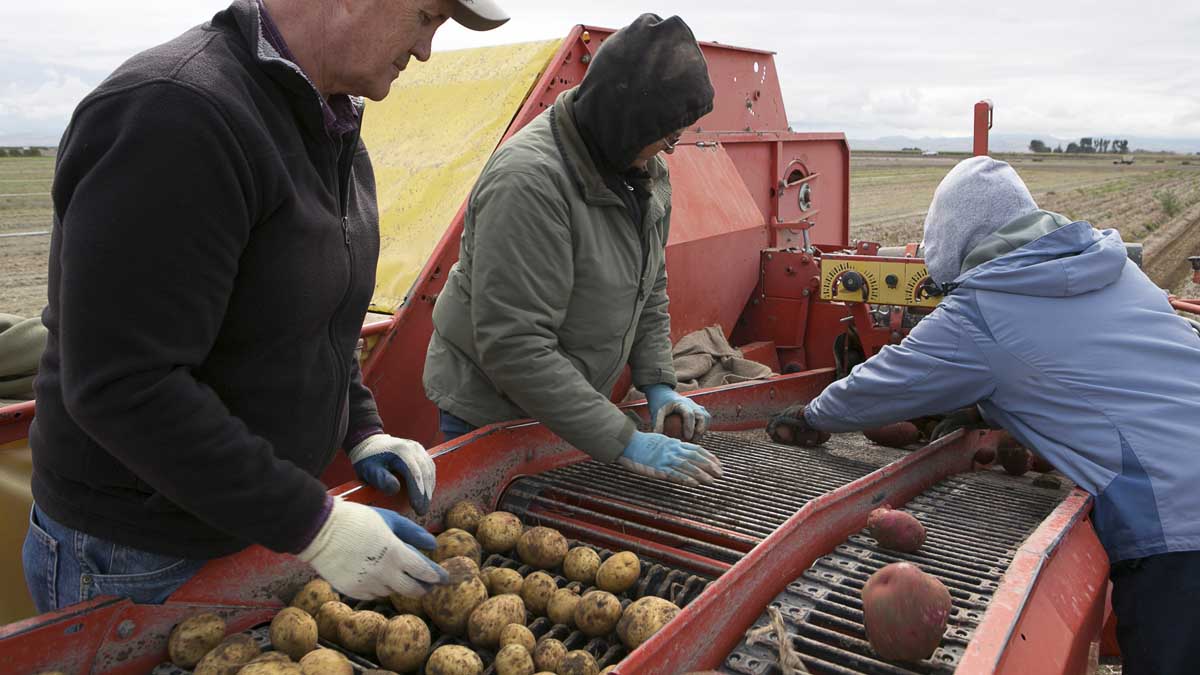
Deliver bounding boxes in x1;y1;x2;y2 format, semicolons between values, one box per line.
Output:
0;156;53;320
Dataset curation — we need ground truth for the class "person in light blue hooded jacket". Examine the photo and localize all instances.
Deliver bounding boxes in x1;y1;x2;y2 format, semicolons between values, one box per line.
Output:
767;156;1200;675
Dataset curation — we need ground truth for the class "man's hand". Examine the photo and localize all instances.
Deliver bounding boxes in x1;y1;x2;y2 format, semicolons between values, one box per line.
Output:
298;499;448;600
618;431;723;487
643;383;712;441
930;406;984;440
349;435;436;515
766;404;831;447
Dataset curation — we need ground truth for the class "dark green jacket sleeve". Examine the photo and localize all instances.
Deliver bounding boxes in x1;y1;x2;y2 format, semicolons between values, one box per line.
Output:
628;199;677;390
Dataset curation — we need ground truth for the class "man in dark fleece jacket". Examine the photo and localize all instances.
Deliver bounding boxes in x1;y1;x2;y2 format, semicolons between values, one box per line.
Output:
22;0;508;612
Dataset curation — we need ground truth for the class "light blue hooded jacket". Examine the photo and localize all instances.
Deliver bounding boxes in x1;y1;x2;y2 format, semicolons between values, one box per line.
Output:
805;159;1200;563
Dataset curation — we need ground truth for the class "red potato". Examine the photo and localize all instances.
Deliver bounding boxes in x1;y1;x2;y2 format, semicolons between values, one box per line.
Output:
1031;453;1055;473
867;506;926;553
862;562;952;662
862;422;922;449
662;414;685;440
998;446;1031;476
973;446;996;465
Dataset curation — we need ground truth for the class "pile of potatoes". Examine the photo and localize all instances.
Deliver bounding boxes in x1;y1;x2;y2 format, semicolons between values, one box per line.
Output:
167;501;680;675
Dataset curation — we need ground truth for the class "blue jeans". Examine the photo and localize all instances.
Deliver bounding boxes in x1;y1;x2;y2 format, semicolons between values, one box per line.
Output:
439;409;478;442
22;504;207;613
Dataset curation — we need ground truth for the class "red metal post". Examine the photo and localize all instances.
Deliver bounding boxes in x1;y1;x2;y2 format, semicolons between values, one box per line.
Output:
973;100;993;156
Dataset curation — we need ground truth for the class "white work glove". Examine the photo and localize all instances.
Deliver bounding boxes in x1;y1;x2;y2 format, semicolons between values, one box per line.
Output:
349;434;436;515
298;498;448;600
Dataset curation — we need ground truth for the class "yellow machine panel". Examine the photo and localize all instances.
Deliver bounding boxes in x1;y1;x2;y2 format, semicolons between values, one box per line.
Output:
819;254;940;308
361;40;561;312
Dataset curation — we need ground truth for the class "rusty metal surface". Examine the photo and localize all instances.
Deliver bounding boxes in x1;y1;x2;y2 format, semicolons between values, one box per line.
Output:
720;470;1070;674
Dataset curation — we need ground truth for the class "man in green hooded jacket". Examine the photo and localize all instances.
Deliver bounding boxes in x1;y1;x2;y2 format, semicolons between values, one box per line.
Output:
423;14;723;486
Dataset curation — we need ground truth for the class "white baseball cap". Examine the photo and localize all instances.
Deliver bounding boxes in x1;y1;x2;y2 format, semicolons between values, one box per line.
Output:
453;0;509;31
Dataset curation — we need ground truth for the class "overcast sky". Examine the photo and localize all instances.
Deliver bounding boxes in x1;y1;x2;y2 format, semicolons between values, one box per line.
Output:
2;0;1198;147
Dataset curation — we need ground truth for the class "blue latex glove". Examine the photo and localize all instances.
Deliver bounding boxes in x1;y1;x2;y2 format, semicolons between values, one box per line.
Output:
642;383;712;441
349;434;436;515
618;431;723;486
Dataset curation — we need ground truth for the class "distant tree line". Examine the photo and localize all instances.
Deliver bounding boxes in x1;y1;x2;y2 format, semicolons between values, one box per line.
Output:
1029;138;1130;154
0;147;48;157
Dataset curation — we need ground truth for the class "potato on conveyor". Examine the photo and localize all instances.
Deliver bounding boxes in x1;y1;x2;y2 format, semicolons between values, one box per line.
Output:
290;578;339;616
468;593;527;647
269;607;318;660
476;511;523;553
168;612;226;668
387;592;425;620
574;590;622;637
315;600;353;642
866;505;926;553
494;643;536;675
376;614;430;673
546;587;581;626
617;596;680;649
862;562;951;662
435;528;483;565
194;634;261;675
237;661;302;675
248;653;292;664
446;500;486;533
558;649;600;675
600;667;617;674
337;610;387;655
298;649;352;675
500;623;537;652
520;570;558;615
532;637;567;672
426;644;484;675
516;526;568;569
422;556;489;635
562;547;601;584
489;567;524;596
595;552;640;594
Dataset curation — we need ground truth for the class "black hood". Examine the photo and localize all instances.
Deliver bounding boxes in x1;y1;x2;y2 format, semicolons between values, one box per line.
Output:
573;14;715;172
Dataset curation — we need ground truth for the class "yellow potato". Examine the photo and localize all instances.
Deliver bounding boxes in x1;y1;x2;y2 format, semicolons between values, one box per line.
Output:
237;661;302;675
480;566;497;594
494;644;536;675
532;637;567;672
546;587;581;627
520;571;558;615
426;644;484;675
574;591;622;637
446;500;486;534
516;527;568;569
298;649;352;675
489;568;524;596
558;650;599;675
595;552;640;594
499;623;536;653
387;592;426;620
467;594;527;648
377;614;431;673
476;511;523;553
562;547;602;584
336;610;387;655
269;607;318;661
616;596;680;649
422;556;489;635
435;528;482;565
315;601;353;642
194;634;261;675
168;612;226;668
248;652;292;664
290;579;339;616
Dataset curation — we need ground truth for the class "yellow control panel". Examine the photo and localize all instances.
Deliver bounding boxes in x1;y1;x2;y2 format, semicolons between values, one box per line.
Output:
819;254;941;308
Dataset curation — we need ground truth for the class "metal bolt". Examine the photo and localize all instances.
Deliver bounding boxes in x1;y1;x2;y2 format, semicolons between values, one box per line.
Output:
785;266;795;275
580;54;591;64
802;289;810;296
117;620;136;639
766;253;773;261
81;574;93;585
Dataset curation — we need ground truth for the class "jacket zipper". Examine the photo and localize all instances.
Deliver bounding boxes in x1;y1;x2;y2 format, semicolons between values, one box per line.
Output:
326;120;363;454
602;183;653;387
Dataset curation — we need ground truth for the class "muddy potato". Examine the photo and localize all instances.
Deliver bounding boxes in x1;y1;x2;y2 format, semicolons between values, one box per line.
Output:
314;601;353;642
248;653;292;664
547;587;581;626
595;552;640;594
376;614;431;673
617;596;680;649
500;623;536;652
476;511;523;553
600;668;617;675
290;579;339;617
435;528;482;565
480;566;497;594
532;638;567;672
558;650;599;675
269;607;318;660
337;610;387;655
562;547;602;584
298;649;352;675
426;644;484;675
520;571;558;615
387;593;425;620
169;612;226;668
574;591;622;637
422;556;489;635
237;662;302;675
446;500;486;533
194;634;262;675
494;644;536;675
489;568;524;596
516;527;569;569
468;594;527;647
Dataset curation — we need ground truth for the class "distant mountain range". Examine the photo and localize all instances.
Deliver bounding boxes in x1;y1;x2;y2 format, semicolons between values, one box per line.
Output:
845;132;1200;155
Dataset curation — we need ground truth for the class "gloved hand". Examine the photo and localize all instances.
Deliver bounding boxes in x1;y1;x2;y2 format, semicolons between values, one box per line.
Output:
766;404;831;447
617;431;723;486
298;498;448;600
643;383;712;441
349;434;436;515
930;407;984;441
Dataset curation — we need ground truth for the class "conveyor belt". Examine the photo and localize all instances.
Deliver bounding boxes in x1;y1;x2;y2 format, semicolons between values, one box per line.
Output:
721;470;1070;674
